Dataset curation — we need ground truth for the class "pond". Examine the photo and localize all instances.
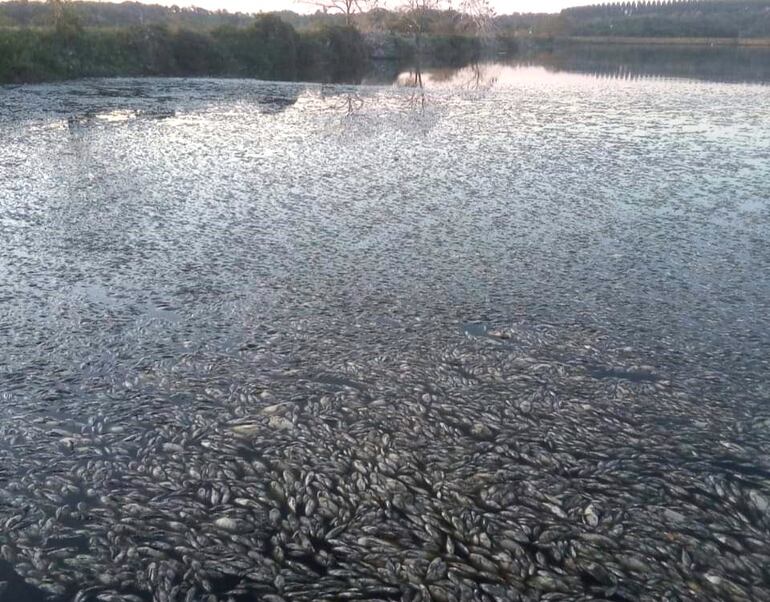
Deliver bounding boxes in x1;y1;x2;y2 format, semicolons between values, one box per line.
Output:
0;49;769;601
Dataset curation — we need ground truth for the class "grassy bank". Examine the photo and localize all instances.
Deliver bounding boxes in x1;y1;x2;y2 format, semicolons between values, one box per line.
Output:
0;17;370;84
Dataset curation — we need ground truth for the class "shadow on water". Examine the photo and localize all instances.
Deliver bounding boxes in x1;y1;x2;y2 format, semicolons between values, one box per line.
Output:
0;560;50;602
254;91;299;114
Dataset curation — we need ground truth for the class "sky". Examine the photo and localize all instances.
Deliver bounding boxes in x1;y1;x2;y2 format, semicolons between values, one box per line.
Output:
145;1;579;16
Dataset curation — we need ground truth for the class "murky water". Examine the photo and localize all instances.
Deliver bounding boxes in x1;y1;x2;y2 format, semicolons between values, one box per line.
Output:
1;60;769;602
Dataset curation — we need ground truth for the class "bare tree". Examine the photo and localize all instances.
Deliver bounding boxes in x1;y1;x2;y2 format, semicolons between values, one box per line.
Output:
398;0;448;52
48;0;64;27
48;0;80;35
460;0;495;35
299;0;379;26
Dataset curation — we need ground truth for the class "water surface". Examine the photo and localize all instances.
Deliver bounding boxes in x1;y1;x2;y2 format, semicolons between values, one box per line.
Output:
1;58;769;601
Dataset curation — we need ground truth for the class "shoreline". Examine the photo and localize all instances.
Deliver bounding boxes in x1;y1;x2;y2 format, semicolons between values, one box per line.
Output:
556;36;770;48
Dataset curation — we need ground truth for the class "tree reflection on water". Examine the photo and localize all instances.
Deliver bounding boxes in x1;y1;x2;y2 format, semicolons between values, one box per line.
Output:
398;63;427;113
388;44;770;89
321;85;366;119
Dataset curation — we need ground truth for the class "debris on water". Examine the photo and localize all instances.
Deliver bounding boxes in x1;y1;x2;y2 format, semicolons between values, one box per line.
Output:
0;77;768;602
267;416;294;431
462;322;488;337
230;423;262;436
583;503;600;527
587;366;660;382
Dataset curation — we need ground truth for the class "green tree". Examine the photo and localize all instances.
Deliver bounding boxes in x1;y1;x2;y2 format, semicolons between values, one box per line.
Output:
214;15;299;79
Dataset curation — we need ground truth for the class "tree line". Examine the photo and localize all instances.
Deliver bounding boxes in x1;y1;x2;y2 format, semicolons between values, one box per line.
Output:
562;0;770;38
0;1;495;35
0;14;371;84
1;0;768;84
0;1;254;29
2;0;767;38
0;0;499;84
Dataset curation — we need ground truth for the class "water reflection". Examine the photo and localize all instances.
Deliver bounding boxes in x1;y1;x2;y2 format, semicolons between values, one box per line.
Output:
4;44;766;131
541;43;770;85
396;64;427;112
390;44;770;88
320;85;365;118
397;62;501;92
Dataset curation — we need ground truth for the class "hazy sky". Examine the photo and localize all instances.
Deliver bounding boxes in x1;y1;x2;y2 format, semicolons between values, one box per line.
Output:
149;1;578;16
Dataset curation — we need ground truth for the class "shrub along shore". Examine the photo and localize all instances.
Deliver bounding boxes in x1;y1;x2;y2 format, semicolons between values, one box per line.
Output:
0;14;500;85
0;16;381;84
